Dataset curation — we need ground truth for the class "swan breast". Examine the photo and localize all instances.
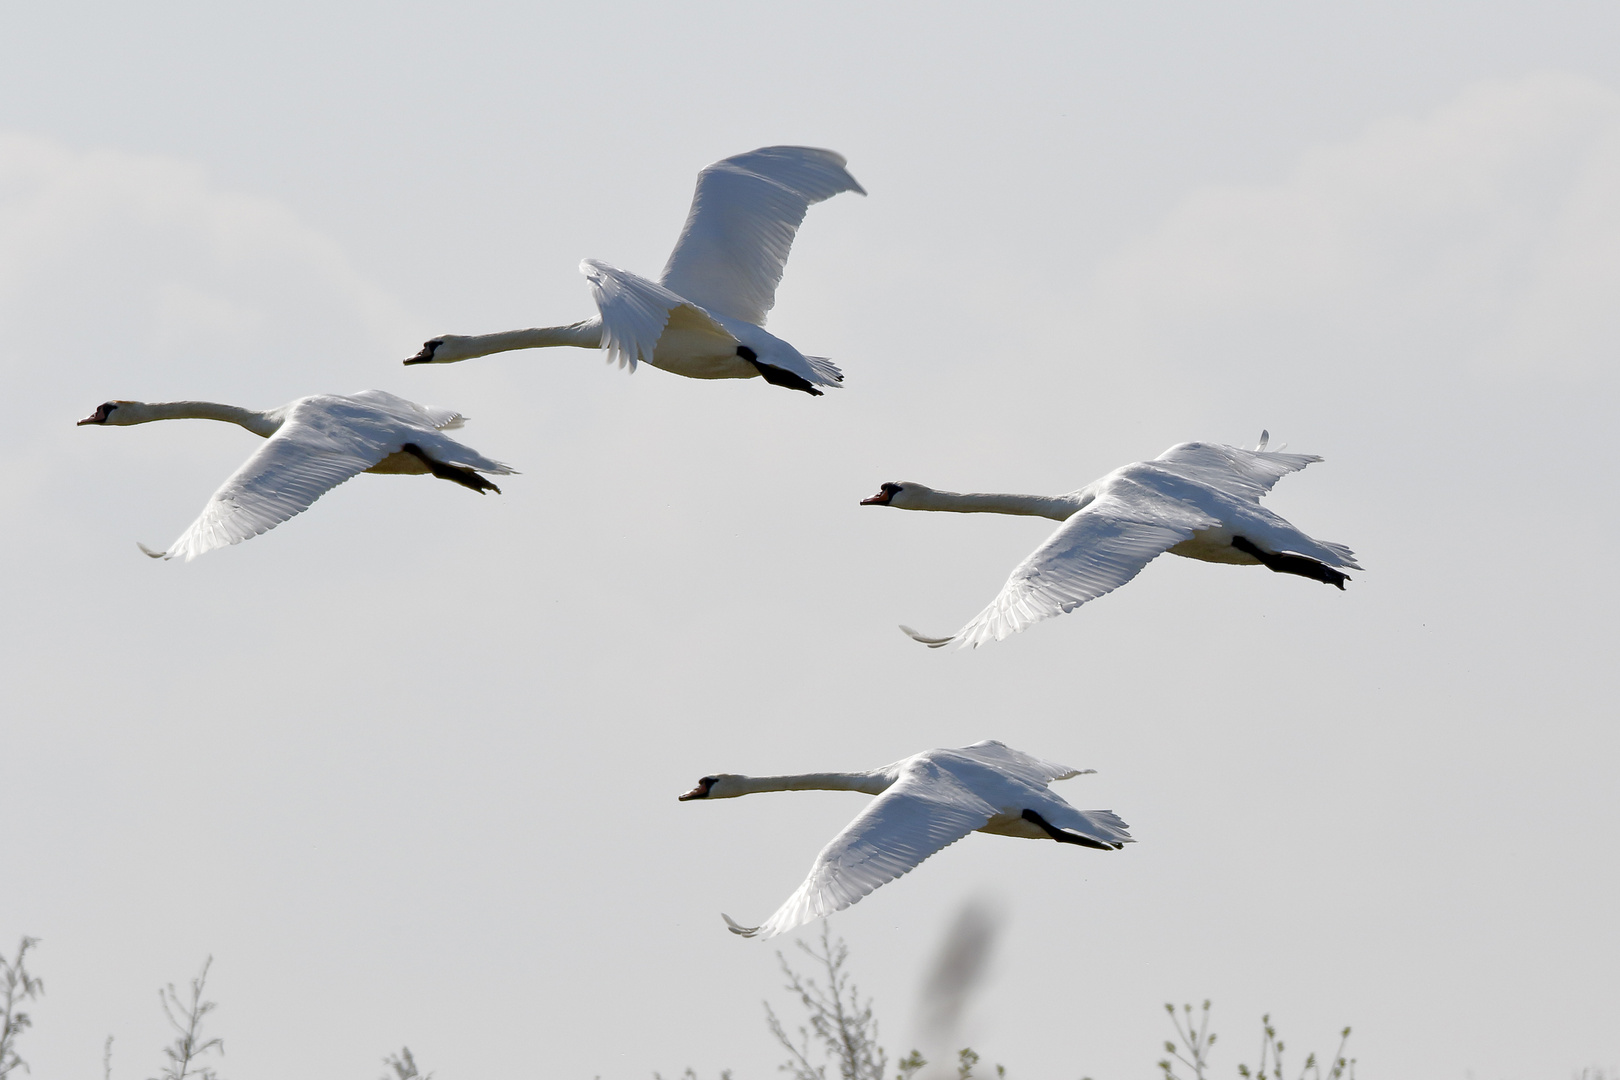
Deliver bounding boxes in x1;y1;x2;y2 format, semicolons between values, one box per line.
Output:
365;450;433;476
1168;526;1262;565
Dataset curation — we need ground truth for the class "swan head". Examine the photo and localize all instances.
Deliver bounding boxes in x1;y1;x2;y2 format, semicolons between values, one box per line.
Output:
77;400;144;426
404;336;474;365
678;774;746;801
860;482;932;508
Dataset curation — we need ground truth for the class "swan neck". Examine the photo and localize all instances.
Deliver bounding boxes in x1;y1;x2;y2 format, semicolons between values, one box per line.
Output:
459;321;602;357
734;772;890;796
127;401;280;437
909;489;1074;520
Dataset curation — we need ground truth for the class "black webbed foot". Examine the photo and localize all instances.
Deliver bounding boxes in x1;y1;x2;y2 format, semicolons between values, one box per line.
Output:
1021;809;1119;850
1231;535;1348;589
401;443;501;494
737;346;823;396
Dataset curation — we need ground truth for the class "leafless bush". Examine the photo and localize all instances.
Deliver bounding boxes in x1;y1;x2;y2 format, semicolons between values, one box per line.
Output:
148;957;224;1080
1159;1000;1354;1080
765;924;888;1080
381;1047;434;1080
0;938;44;1079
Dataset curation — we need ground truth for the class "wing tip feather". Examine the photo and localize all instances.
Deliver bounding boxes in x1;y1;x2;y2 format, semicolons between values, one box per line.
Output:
899;625;954;648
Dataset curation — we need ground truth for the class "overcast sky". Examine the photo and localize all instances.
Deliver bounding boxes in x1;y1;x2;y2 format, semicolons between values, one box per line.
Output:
4;4;1619;1079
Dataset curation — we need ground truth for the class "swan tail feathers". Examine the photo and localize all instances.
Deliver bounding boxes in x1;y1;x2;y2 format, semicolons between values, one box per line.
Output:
1075;807;1135;846
1273;535;1360;572
722;914;763;938
1319;540;1361;570
900;625;955;649
804;354;844;387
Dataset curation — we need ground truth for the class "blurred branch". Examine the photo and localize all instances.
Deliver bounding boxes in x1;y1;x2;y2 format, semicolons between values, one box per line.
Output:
148;957;223;1080
1160;1002;1353;1080
0;937;44;1079
767;924;888;1080
380;1047;434;1080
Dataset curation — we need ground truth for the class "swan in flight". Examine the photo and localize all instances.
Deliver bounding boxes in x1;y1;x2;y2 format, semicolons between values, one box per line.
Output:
678;739;1132;940
861;433;1360;648
403;145;864;396
77;390;514;561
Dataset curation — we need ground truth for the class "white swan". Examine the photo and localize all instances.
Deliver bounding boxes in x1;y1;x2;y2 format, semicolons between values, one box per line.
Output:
403;146;864;396
861;433;1361;648
77;390;514;561
678;739;1132;940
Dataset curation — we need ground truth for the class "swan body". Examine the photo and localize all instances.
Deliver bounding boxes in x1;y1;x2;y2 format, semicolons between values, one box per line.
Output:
77;390;514;561
678;739;1132;940
862;433;1361;648
404;146;864;396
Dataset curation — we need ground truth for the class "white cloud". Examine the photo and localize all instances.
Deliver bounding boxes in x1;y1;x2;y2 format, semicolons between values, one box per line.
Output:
1086;72;1620;382
0;130;411;400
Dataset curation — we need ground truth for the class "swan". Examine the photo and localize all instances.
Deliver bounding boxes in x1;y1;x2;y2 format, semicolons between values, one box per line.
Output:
678;739;1132;940
402;146;864;396
76;390;514;561
861;433;1361;648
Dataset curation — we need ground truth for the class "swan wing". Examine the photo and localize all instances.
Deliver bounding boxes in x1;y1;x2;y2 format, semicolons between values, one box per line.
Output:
156;409;386;561
939;479;1219;648
951;739;1092;784
1153;440;1322;502
727;762;994;940
581;259;736;372
153;395;511;561
346;388;466;430
660;146;864;326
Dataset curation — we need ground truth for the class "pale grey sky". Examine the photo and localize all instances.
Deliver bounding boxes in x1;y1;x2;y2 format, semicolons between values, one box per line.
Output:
3;4;1618;1079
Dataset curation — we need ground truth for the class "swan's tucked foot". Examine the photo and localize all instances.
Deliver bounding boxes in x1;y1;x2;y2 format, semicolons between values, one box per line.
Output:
737;346;822;397
1270;552;1348;589
400;444;502;495
403;339;445;365
1021;809;1122;851
1231;536;1349;590
137;542;168;560
722;914;761;938
900;625;954;648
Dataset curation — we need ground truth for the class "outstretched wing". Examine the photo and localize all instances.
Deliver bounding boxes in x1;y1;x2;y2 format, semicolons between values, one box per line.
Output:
726;764;994;940
581;259;736;372
659;146;865;326
151;395;511;561
1153;440;1322;503
155;415;386;562
919;477;1220;648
